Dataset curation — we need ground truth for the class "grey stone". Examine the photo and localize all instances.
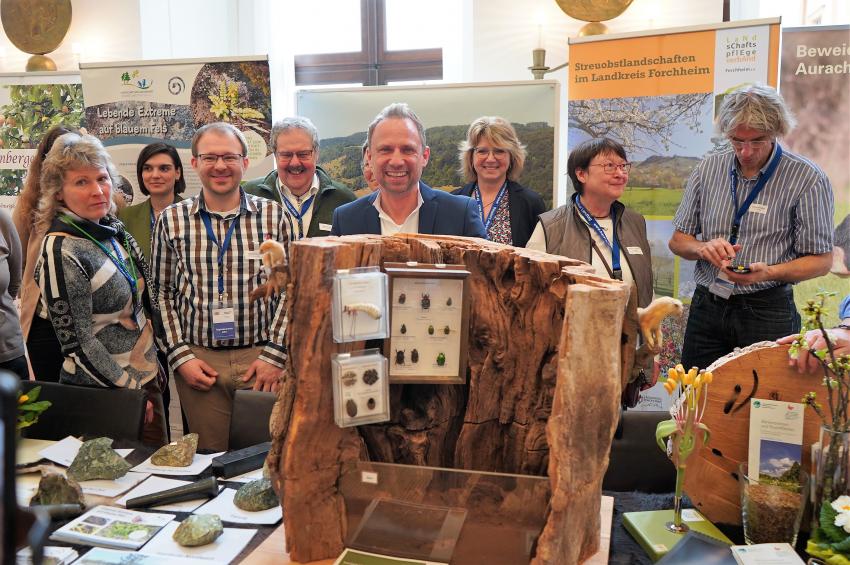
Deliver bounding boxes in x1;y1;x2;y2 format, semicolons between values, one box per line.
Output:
67;437;131;481
29;472;84;506
233;478;278;511
151;433;198;467
172;514;223;547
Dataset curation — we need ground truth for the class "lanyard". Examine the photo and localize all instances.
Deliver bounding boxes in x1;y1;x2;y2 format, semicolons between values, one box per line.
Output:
281;193;315;240
149;205;156;231
474;182;508;232
60;215;138;297
573;194;621;280
199;209;239;300
728;144;783;244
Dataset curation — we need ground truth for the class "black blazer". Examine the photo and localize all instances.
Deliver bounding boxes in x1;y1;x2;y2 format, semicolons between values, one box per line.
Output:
452;180;547;247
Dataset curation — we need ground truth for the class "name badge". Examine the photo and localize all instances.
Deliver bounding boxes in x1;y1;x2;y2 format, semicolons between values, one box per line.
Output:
626;246;643;255
749;203;768;214
708;270;734;300
319;222;332;232
212;302;236;341
133;302;146;330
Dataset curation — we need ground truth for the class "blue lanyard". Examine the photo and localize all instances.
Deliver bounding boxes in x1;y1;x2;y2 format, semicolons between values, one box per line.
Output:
281;193;315;240
199;209;239;300
573;194;621;280
60;215;138;298
474;182;508;232
728;144;783;244
149;205;156;231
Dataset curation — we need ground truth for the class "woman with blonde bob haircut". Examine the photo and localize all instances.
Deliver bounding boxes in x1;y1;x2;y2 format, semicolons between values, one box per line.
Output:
35;132;166;445
452;116;546;247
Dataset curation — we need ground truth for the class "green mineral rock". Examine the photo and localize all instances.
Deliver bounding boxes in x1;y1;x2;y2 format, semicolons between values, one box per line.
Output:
172;514;223;547
67;437;131;481
233;478;278;512
29;472;84;506
151;433;199;467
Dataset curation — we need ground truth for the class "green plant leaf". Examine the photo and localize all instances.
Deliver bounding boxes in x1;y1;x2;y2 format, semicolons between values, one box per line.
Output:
821;500;847;543
830;533;850;552
655;419;677;452
27;386;41;402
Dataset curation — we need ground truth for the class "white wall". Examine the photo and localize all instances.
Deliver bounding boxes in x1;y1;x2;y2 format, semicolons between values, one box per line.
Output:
0;0;142;72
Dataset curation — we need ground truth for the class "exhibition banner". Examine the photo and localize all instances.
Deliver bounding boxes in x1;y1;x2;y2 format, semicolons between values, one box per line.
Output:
80;56;273;202
780;25;850;318
0;72;84;211
568;18;780;388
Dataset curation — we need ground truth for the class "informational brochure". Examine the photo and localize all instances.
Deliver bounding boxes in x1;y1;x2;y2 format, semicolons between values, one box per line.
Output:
131;452;224;476
72;547;198;564
16;546;78;565
140;521;257;563
193;488;282;525
50;505;174;550
731;543;805;564
39;436;133;467
115;476;221;513
747;399;804;484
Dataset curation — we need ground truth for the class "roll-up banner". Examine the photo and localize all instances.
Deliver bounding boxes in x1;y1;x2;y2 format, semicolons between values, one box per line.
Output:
79;56;273;203
780;25;850;316
0;72;84;211
568;18;780;403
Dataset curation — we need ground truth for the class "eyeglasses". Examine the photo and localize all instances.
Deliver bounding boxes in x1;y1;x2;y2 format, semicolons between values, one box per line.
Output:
276;150;314;162
197;153;243;165
589;162;631;174
474;147;508;158
728;138;773;150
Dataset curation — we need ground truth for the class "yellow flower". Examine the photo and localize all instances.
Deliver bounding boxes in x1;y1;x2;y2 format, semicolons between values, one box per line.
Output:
18;394;28;404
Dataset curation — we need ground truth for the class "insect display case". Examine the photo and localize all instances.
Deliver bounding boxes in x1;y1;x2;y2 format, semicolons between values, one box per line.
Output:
331;266;389;343
332;349;390;428
384;262;470;384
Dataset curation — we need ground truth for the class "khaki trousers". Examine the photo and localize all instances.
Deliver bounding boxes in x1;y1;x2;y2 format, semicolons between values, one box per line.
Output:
174;345;261;451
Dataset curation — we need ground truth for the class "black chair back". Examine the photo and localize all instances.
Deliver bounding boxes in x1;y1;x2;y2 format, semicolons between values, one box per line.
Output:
19;381;145;442
229;390;276;450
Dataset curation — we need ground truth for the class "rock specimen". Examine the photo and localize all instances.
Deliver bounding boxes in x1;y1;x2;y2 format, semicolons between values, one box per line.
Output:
151;433;199;467
67;437;131;481
233;478;278;511
29;472;84;506
172;514;223;547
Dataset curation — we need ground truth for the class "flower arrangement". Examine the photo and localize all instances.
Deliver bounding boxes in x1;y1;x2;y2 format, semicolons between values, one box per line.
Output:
17;386;51;431
787;293;850;563
655;364;712;531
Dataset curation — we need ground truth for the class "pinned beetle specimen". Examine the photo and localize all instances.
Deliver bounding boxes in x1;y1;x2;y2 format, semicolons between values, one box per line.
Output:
443;325;450;335
400;323;407;335
446;297;453;307
411;349;419;363
367;398;376;410
420;293;431;310
428;324;435;335
363;368;379;385
398;293;406;304
394;349;405;365
436;352;446;366
341;371;357;387
346;399;358;417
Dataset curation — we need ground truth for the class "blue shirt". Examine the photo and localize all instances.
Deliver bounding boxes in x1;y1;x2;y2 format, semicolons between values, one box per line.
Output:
673;143;834;294
840;294;850;320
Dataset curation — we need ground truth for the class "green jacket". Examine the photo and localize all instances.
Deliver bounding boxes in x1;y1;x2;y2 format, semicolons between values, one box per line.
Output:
117;199;155;262
242;166;356;237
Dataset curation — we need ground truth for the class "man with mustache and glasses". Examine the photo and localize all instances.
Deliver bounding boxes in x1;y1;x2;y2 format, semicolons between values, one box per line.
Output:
331;103;486;238
669;84;834;371
244;116;355;241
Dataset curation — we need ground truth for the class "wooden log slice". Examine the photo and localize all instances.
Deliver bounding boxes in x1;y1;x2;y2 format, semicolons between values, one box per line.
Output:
683;342;823;526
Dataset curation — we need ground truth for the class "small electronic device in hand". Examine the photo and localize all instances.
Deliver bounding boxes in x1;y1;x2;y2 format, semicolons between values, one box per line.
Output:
726;264;751;274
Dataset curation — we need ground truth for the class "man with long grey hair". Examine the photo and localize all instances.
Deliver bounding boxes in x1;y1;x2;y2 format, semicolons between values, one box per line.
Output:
243;116;355;240
669;83;834;370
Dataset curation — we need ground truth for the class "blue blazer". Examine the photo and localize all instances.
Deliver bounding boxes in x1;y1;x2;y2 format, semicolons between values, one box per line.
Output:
331;182;487;238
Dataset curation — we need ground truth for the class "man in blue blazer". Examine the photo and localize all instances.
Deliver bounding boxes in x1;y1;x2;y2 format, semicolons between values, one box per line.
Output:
331;103;486;238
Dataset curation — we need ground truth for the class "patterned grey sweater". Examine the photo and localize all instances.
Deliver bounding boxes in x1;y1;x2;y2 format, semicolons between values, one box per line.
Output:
36;213;158;389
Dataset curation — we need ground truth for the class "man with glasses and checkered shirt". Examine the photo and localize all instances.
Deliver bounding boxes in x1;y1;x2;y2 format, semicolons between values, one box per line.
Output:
152;122;289;451
243;116;355;241
669;84;834;371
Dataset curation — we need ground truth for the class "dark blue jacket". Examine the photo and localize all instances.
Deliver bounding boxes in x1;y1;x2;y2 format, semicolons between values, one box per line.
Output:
331;182;486;238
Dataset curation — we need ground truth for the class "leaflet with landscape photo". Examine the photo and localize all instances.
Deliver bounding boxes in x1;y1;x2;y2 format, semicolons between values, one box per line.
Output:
16;546;78;565
731;542;805;564
747;399;804;485
49;505;174;550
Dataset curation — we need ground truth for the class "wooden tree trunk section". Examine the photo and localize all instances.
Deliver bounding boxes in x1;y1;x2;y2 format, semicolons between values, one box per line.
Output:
683;342;823;525
268;234;633;563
